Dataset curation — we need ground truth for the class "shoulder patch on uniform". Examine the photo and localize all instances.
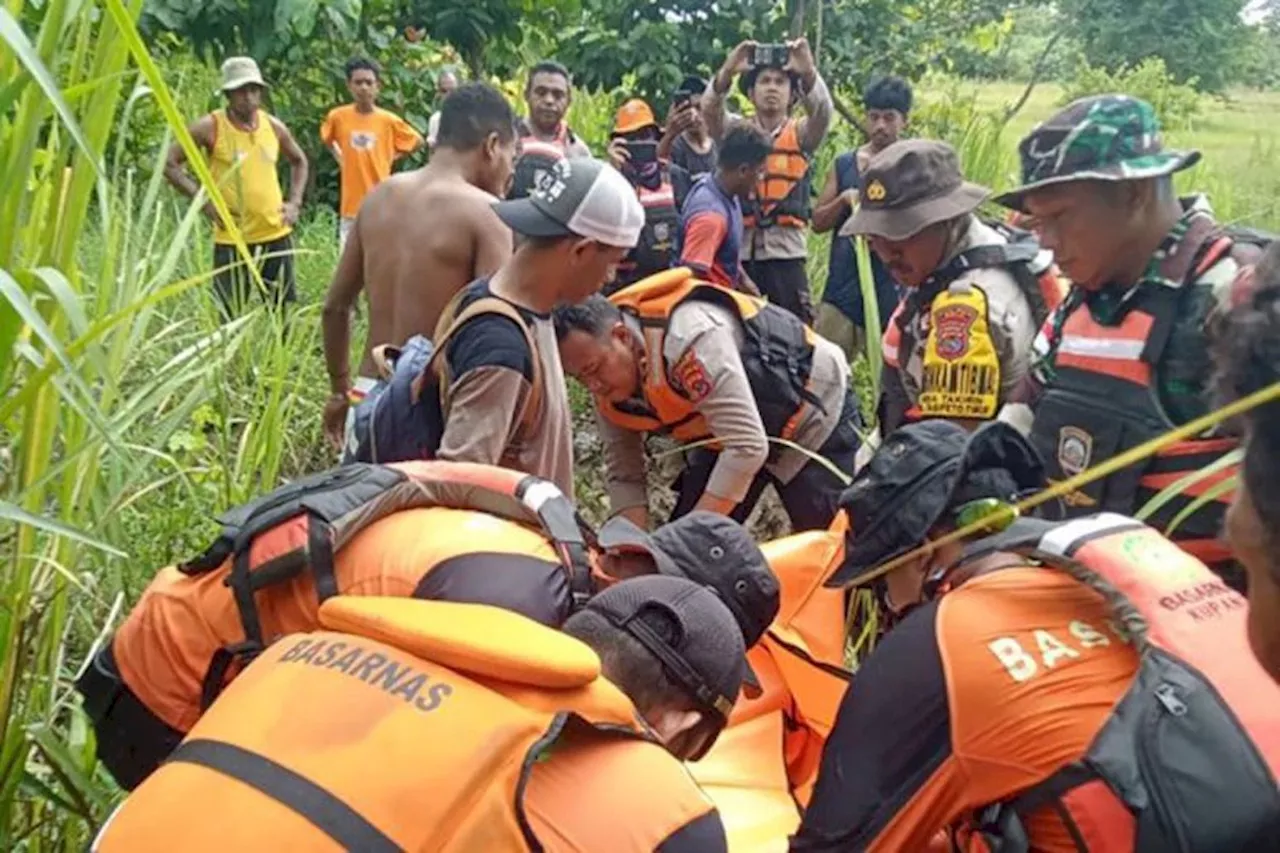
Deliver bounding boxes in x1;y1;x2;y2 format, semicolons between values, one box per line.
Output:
932;303;979;361
671;349;712;402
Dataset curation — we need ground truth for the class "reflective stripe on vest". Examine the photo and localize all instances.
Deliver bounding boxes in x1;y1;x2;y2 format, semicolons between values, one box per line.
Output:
743;120;810;230
1029;291;1238;542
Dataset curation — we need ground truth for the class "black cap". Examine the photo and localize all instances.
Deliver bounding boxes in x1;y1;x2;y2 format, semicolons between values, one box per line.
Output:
599;512;780;696
828;421;1045;587
586;575;745;731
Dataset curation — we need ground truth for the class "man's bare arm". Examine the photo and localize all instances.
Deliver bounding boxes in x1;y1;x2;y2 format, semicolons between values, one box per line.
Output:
705;41;755;142
164;116;216;217
320;216;367;449
811;166;847;234
270;116;309;223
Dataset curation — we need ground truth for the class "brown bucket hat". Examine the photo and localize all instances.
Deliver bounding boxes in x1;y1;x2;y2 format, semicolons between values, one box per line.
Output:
841;139;990;242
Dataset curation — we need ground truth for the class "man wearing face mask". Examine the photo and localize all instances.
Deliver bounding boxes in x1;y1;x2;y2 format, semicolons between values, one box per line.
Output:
842;139;1062;434
792;420;1280;852
606;99;687;291
94;575;767;852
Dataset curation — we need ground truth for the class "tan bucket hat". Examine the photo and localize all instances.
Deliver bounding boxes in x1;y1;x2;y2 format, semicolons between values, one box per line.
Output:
218;56;268;93
841;139;990;242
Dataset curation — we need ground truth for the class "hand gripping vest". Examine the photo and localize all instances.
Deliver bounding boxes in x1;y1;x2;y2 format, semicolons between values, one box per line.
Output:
966;514;1280;852
1028;232;1240;562
742;119;811;231
691;528;852;851
114;461;593;725
601;267;826;449
95;597;681;853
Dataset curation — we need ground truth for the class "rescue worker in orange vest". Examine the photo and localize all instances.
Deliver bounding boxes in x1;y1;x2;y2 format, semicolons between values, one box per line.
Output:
554;267;861;532
1213;242;1280;682
510;60;592;199
996;95;1268;573
791;420;1280;851
75;460;779;792
692;519;853;850
94;575;769;852
605;99;688;292
843;139;1063;435
704;38;832;325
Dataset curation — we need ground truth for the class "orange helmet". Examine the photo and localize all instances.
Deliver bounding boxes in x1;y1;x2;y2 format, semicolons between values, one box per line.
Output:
614;99;658;134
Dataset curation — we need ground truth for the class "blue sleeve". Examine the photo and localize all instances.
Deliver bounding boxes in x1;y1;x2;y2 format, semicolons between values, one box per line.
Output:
656;809;729;853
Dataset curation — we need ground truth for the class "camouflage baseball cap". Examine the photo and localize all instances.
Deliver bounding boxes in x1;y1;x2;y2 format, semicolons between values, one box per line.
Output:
994;94;1201;213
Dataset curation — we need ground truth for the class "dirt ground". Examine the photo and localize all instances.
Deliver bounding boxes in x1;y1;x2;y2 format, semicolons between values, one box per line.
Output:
571;405;794;540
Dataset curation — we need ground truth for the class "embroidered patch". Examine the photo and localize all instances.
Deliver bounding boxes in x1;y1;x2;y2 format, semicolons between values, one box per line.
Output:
672;350;712;402
1057;426;1093;477
932;304;979;361
865;180;887;202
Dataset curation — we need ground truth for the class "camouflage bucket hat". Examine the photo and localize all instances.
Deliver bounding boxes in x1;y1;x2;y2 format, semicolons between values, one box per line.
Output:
994;94;1201;213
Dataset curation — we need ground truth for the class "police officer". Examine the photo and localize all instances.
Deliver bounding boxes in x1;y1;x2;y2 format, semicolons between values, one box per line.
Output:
554;268;860;532
95;575;770;852
792;420;1280;851
75;461;779;791
996;95;1263;570
841;139;1053;433
605;99;685;291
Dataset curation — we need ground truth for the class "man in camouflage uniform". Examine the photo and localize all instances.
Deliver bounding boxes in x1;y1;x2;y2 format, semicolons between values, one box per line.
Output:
997;95;1260;571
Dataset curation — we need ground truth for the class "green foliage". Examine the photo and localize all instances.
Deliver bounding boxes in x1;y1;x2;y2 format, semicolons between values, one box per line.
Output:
1060;58;1203;131
1236;20;1280;90
1057;0;1250;93
403;0;580;78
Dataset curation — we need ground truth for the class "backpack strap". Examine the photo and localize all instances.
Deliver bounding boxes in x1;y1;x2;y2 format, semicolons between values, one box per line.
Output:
425;295;545;435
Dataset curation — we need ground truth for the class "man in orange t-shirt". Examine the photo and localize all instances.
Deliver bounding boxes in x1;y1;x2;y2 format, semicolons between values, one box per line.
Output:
321;57;422;251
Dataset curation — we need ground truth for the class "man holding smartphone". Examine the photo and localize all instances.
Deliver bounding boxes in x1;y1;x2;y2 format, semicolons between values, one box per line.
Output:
606;99;689;290
659;75;717;180
704;39;833;326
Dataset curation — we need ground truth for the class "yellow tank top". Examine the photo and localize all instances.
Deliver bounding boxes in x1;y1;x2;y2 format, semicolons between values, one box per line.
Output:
209;109;290;245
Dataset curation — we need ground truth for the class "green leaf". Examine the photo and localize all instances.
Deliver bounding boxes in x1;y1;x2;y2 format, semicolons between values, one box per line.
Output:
1164;474;1240;537
1134;449;1243;522
0;500;126;558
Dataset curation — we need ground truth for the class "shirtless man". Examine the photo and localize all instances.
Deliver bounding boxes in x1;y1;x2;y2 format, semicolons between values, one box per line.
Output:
321;82;517;451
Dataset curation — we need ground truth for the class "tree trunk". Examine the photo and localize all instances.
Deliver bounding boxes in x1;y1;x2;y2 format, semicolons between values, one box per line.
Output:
790;0;806;39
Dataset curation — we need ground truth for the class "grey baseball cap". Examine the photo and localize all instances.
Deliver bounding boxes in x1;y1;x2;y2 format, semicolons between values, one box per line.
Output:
493;157;644;249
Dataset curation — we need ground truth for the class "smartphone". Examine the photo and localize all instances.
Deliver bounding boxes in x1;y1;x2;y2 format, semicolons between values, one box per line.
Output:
672;89;696;110
624;140;659;165
752;43;789;69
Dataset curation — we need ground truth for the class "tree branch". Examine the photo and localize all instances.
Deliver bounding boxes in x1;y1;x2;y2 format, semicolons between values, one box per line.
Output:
1003;27;1067;123
832;91;867;138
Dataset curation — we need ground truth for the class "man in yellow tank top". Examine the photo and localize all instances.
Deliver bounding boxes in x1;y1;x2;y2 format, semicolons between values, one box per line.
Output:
164;57;309;315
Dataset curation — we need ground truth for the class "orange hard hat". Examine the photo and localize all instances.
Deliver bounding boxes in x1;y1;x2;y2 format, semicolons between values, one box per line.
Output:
614;99;658;134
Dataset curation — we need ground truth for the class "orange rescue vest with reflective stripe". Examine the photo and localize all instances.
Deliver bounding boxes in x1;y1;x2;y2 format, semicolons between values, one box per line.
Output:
742;119;810;231
96;598;708;853
600;267;823;447
968;515;1280;851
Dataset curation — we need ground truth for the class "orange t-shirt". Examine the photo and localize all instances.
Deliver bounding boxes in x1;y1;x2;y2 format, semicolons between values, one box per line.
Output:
320;105;421;217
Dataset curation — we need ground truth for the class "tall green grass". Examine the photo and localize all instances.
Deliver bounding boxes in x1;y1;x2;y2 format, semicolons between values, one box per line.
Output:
0;3;333;845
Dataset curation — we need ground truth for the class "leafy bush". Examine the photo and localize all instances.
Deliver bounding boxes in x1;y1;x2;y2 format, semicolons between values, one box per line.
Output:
1060;58;1202;131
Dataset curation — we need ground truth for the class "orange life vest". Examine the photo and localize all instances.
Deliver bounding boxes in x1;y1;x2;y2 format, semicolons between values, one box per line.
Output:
601;267;824;447
742;119;810;231
95;597;712;852
111;461;593;733
690;528;851;850
1028;236;1239;564
968;514;1280;851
